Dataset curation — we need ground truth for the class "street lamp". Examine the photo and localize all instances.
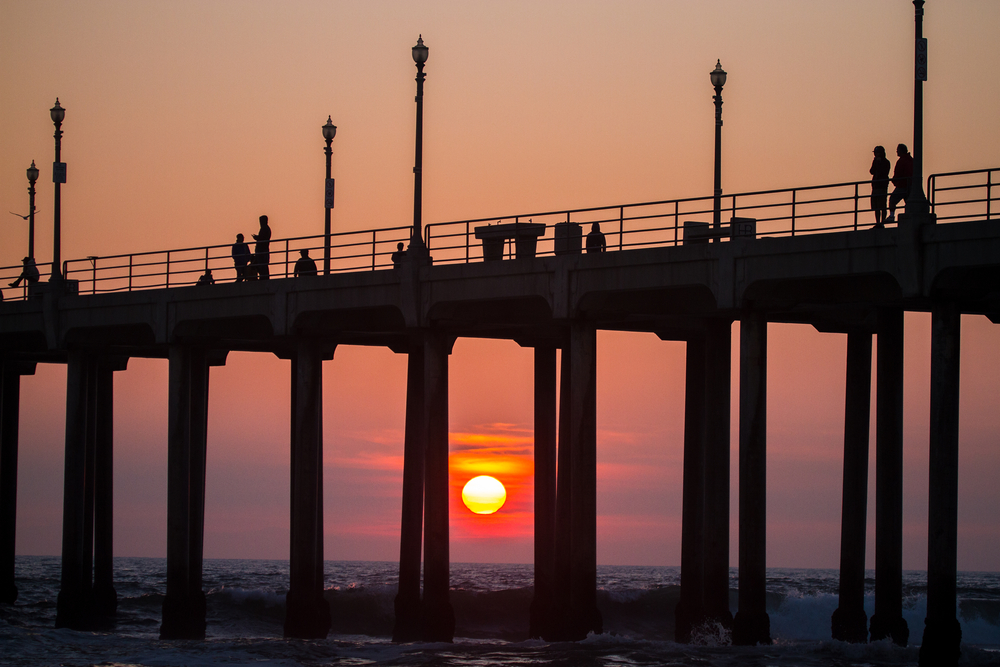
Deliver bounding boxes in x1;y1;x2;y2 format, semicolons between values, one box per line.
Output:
322;116;337;275
409;35;429;259
906;0;930;217
26;160;39;261
50;98;66;282
710;60;727;238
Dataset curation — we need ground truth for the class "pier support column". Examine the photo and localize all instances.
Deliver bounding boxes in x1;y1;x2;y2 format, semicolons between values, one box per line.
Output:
393;342;425;642
675;335;706;642
529;345;558;639
869;308;908;646
703;319;733;628
547;345;573;641
734;313;771;645
285;340;332;639
92;359;125;623
0;360;35;605
161;346;211;639
56;351;92;629
568;322;602;640
919;303;962;667
422;332;455;642
832;331;872;643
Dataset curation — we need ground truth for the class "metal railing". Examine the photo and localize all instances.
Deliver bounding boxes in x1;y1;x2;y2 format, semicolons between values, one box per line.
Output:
928;167;998;224
1;167;996;299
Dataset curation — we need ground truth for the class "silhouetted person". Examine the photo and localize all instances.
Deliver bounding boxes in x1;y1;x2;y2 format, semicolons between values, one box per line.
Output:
885;143;913;224
586;222;607;253
195;268;215;286
9;256;40;288
293;249;318;277
232;233;251;282
870;145;891;228
252;215;272;280
391;242;407;267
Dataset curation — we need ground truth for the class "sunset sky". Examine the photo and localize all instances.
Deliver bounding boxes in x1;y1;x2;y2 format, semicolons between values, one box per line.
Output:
2;1;999;571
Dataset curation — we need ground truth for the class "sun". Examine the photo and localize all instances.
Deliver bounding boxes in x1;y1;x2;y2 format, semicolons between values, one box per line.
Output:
461;475;507;515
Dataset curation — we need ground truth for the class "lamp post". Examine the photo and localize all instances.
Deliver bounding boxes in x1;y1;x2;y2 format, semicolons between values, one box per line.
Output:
26;161;39;261
409;35;429;259
322;116;337;275
906;0;930;217
710;60;727;238
50;98;66;282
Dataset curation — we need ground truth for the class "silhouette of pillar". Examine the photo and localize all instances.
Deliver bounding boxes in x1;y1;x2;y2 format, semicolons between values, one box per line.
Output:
703;319;733;628
529;344;557;639
869;308;908;646
568;322;602;639
832;331;872;643
57;351;92;629
919;302;962;667
675;335;706;642
548;345;573;641
734;312;770;645
422;331;455;641
92;360;119;622
393;343;425;642
285;339;331;639
1;360;35;605
82;357;98;620
161;346;210;639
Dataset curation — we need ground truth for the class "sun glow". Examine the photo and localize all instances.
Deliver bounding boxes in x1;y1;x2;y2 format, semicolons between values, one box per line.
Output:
461;475;507;515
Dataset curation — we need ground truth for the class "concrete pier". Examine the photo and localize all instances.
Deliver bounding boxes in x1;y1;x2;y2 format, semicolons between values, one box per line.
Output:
284;340;331;639
918;302;962;667
0;360;35;605
568;323;601;639
675;335;706;642
0;188;996;644
422;332;455;641
869;308;908;646
733;312;770;645
393;344;426;642
529;345;557;639
703;320;733;628
831;331;872;643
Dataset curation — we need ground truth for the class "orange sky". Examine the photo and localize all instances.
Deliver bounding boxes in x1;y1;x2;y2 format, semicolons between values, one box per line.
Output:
3;1;1000;570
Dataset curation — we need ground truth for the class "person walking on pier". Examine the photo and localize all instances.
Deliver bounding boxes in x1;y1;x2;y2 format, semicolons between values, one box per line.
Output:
293;249;318;277
231;233;251;282
8;256;40;288
870;145;891;228
586;222;607;253
252;215;272;280
885;143;913;225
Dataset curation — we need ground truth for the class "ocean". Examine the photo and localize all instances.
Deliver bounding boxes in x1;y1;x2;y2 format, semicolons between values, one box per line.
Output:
2;556;999;666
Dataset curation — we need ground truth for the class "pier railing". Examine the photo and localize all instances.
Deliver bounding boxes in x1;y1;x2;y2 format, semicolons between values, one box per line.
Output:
2;167;996;298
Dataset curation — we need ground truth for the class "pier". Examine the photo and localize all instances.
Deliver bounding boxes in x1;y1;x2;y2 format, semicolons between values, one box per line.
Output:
1;167;998;664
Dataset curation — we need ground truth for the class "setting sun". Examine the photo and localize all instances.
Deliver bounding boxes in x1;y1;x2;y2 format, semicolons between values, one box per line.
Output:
461;476;507;515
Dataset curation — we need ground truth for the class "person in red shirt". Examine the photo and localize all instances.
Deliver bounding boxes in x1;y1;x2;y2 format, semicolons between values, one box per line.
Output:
885;143;913;224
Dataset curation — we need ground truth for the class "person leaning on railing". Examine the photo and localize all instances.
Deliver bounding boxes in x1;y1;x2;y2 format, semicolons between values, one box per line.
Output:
232;234;251;282
586;222;607;253
293;249;318;277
